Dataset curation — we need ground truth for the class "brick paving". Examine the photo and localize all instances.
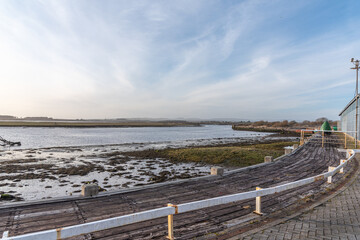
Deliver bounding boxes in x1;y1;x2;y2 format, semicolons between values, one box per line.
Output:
242;174;360;240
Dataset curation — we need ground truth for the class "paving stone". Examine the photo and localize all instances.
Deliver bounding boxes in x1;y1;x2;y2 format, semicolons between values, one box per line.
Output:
246;172;360;239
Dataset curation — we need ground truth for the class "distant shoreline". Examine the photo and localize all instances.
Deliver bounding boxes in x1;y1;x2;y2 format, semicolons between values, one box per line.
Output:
0;121;201;128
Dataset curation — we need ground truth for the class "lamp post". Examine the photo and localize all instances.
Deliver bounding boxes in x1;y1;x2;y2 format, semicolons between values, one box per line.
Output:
351;58;359;148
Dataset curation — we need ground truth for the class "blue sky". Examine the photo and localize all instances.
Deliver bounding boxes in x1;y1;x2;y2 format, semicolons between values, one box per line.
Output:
0;0;359;121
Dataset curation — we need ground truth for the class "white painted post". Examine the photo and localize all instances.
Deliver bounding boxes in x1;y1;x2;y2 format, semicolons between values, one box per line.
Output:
327;166;336;183
211;167;224;176
284;147;293;155
253;187;263;215
264;156;273;163
346;150;352;159
2;231;8;239
340;160;346;173
81;184;99;197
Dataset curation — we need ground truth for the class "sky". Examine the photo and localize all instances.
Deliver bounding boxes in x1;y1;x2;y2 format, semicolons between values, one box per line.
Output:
0;0;360;121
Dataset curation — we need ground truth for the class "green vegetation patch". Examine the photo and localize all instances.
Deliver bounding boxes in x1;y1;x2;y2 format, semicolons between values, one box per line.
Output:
125;141;298;168
1;194;14;200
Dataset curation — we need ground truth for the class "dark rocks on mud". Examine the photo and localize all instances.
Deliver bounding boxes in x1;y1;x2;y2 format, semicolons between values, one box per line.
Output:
106;168;117;172
0;193;23;201
53;163;104;176
115;166;126;171
81;179;98;184
148;171;200;184
0;173;56;181
2;158;38;164
108;156;130;166
0;164;54;174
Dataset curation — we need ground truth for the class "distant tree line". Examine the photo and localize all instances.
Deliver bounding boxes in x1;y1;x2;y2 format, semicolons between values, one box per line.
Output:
0;115;54;121
232;117;336;130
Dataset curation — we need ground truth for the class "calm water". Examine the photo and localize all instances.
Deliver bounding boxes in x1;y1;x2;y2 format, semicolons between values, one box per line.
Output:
0;125;270;149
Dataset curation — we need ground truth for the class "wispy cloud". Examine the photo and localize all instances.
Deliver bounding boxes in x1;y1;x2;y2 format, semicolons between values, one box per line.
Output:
0;0;359;120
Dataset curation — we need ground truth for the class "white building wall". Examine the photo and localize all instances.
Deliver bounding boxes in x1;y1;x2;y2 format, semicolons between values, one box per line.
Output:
340;98;359;138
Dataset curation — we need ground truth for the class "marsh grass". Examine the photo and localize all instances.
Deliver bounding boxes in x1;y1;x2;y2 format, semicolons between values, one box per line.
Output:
135;141;298;167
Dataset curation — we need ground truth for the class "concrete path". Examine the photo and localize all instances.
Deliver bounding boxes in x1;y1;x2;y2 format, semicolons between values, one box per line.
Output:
241;170;360;240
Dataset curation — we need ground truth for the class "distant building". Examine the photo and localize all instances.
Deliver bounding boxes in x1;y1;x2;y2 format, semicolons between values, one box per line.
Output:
339;95;359;138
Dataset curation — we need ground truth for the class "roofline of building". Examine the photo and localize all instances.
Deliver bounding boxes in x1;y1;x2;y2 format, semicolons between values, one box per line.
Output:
339;94;359;116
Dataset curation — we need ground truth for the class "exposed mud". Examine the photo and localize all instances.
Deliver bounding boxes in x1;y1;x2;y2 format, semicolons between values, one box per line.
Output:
0;134;296;202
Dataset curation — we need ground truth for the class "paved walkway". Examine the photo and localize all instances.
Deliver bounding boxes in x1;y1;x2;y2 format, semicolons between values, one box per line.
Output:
242;172;360;240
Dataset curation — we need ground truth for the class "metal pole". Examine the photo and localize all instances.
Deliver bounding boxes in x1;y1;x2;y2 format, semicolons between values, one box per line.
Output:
357;64;359;95
356;67;359;148
356;95;358;148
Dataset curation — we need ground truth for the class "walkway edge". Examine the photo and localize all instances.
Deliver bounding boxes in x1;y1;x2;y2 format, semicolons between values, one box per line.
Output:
230;158;360;240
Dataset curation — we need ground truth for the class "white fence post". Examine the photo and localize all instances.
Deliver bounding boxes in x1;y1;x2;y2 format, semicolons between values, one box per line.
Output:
328;166;336;183
253;187;263;215
2;231;8;240
340;160;346;173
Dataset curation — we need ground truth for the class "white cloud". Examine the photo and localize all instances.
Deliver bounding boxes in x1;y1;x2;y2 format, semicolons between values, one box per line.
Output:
0;0;358;120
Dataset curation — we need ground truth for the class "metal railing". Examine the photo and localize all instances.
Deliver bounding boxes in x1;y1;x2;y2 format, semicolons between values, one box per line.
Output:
299;130;359;149
1;149;357;240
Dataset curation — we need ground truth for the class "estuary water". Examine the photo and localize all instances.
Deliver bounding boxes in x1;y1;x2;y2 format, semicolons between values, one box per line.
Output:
0;125;271;149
